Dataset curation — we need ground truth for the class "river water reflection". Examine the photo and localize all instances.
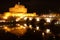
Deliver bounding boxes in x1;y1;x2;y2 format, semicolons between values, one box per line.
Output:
0;22;60;40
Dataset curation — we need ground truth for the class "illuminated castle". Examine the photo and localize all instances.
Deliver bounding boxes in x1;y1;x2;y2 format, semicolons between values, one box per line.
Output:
2;3;37;19
1;3;59;20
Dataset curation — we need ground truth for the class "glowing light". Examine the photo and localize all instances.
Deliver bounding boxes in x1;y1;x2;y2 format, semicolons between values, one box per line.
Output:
20;16;24;19
49;15;52;17
29;25;32;29
23;27;26;29
45;18;51;22
16;24;20;26
55;21;60;24
46;29;50;33
42;32;44;36
24;17;27;20
29;17;33;21
16;18;20;22
36;17;40;21
36;26;40;30
34;30;35;32
44;23;47;25
55;21;58;24
24;23;27;27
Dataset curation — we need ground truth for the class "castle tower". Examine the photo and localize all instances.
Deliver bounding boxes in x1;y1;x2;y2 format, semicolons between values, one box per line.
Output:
9;2;27;13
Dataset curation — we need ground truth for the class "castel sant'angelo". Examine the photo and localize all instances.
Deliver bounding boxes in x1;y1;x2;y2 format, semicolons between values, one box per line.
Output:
1;3;37;20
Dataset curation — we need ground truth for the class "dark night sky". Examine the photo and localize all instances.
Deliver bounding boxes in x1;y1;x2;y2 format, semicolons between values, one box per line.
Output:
0;0;60;14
